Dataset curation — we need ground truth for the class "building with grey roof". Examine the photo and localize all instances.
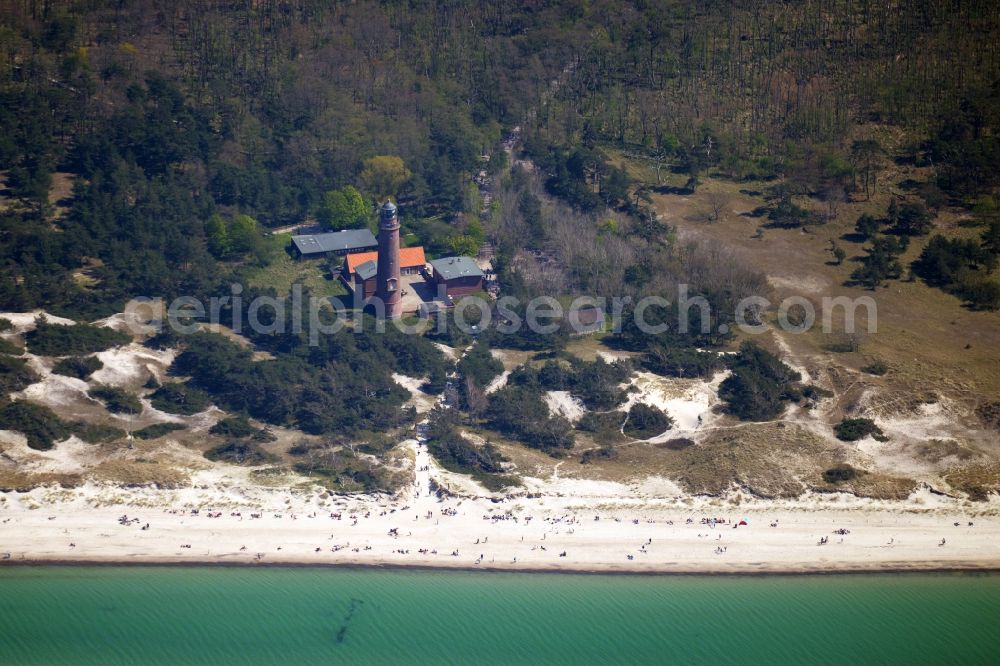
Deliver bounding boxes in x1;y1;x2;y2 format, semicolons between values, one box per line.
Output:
290;229;378;259
429;256;484;297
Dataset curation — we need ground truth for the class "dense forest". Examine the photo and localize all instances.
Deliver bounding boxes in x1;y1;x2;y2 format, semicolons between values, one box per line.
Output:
2;1;999;316
1;0;558;315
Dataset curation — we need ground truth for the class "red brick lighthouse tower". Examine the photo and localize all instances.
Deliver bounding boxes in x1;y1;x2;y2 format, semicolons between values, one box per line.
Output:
375;201;402;319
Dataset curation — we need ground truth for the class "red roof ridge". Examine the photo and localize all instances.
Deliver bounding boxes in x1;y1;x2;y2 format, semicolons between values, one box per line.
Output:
345;246;426;273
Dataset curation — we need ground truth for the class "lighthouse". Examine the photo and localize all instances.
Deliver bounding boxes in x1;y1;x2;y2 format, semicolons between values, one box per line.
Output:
375;201;402;319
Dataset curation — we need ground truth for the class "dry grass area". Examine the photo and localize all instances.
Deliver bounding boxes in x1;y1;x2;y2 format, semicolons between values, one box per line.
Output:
0;441;194;491
47;171;75;222
577;422;823;498
86;458;191;488
544;419;920;500
0;470;85;492
914;439;979;464
945;462;1000;501
834;471;919;501
628;159;1000;400
562;334;637;362
489;347;537;371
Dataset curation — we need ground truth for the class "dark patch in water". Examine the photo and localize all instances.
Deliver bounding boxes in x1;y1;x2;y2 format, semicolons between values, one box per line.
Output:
334;598;364;644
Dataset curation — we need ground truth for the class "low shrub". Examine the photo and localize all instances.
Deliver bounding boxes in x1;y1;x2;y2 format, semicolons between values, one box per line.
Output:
133;422;187;440
719;342;802;421
209;415;275;442
823;463;858;483
456;340;504;388
71;422;126;444
0;355;39;395
287;441;315;456
622;403;674;439
0;400;127;448
580;446;618;464
26;319;129;356
0;337;24;355
204;441;277;465
475;473;521;492
354;432;397;456
861;360;889;376
658;437;695;450
150;383;211;415
576;411;626;441
89;385;143;415
423;408;517;490
975;402;1000;430
52;355;104;380
485;385;575;453
801;385;834;400
293;449;393;493
834;418;887;442
823;338;859;353
0;401;71;450
642;346;723;378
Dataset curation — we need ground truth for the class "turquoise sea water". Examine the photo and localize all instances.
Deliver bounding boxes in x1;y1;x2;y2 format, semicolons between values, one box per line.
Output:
1;567;999;665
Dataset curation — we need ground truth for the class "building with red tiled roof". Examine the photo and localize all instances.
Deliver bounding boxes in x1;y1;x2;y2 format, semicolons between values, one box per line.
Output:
344;246;426;276
342;246;427;298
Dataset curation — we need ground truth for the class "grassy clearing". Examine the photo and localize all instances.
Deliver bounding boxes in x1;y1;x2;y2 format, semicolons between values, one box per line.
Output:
242;233;348;299
561;333;632;362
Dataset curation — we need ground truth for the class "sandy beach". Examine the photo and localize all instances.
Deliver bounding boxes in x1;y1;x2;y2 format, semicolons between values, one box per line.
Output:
3;441;999;574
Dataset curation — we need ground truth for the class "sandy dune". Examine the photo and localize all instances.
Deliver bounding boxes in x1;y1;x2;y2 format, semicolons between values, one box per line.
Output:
3;310;998;574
